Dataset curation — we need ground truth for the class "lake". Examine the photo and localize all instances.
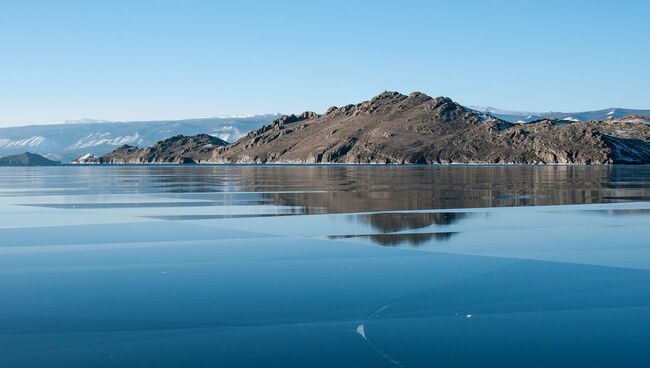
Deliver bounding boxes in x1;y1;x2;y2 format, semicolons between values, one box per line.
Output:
2;165;650;367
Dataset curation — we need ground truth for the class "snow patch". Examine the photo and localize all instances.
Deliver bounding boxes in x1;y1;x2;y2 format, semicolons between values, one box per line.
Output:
0;136;47;148
67;132;142;149
78;153;96;160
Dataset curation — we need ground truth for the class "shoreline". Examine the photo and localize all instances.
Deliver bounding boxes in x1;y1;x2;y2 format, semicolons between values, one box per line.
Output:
5;162;650;167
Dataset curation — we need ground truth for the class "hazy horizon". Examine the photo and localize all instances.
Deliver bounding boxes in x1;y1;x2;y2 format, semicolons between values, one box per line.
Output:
1;0;649;127
1;91;649;129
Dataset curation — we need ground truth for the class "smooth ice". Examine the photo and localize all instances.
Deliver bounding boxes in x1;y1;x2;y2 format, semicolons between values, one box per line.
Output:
2;165;650;367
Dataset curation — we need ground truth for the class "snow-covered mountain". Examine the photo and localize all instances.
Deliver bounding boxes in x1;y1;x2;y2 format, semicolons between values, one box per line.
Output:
469;106;650;123
0;115;279;162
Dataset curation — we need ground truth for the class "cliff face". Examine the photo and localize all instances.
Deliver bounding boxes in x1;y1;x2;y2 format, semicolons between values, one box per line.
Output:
95;92;650;165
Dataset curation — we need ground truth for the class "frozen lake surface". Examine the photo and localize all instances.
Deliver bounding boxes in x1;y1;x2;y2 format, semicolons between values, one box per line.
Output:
2;165;650;367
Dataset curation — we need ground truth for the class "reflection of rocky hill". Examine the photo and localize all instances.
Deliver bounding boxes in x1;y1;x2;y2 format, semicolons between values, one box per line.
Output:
355;212;467;233
333;212;467;246
242;165;650;214
94;165;650;213
330;232;456;247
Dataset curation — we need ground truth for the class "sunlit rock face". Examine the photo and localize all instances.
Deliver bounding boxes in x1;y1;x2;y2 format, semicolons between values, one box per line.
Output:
90;134;228;164
97;92;650;165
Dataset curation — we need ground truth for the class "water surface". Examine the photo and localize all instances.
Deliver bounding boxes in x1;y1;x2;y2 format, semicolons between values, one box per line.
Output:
2;165;650;367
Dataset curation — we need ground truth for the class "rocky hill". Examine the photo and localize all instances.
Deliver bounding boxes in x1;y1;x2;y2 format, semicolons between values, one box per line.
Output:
94;92;650;165
0;152;61;166
75;134;228;164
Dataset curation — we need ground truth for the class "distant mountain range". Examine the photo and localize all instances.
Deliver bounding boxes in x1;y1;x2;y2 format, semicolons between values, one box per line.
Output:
469;106;650;123
0;115;279;162
3;98;650;165
83;92;650;165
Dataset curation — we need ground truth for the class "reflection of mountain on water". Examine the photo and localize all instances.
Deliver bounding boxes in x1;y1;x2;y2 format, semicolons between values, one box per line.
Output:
330;232;457;247
356;212;468;233
587;208;650;217
86;165;650;214
329;212;468;246
252;165;650;214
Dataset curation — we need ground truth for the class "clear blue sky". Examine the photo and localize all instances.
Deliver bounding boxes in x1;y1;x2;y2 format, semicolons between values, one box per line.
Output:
1;0;649;126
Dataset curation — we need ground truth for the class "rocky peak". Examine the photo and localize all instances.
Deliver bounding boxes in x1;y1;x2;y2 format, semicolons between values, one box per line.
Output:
113;145;141;153
325;91;433;118
430;96;453;108
156;134;227;147
407;91;434;104
271;111;319;129
370;91;406;103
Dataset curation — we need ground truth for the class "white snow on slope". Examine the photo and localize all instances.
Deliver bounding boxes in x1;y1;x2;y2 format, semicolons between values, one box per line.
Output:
0;136;47;148
67;132;143;149
78;153;96;160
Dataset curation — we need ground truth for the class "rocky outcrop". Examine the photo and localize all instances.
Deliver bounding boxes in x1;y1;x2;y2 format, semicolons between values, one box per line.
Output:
0;152;60;166
96;92;650;165
89;134;228;164
211;92;650;164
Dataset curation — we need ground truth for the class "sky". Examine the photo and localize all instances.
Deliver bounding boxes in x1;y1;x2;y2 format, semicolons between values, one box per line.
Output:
0;0;649;127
